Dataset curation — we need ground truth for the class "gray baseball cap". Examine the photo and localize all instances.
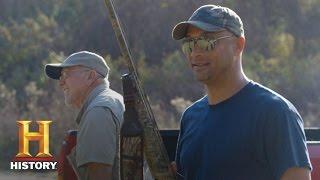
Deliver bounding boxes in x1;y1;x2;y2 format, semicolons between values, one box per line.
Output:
172;5;244;40
45;51;110;80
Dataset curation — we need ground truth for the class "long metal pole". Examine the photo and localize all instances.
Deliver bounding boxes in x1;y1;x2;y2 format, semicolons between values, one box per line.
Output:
103;0;175;179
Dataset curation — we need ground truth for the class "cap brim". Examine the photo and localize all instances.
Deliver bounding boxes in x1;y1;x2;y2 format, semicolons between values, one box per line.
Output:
45;64;63;80
172;21;225;40
45;63;76;80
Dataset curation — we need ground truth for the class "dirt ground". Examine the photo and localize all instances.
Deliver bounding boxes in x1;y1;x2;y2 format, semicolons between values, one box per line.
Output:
0;171;56;180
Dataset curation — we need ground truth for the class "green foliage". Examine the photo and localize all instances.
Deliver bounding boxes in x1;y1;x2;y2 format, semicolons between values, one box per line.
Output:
0;0;320;169
0;13;61;107
269;33;295;59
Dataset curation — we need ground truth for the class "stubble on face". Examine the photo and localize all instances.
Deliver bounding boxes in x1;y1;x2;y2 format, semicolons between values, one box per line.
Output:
185;26;235;85
60;67;88;109
64;82;88;109
64;89;74;108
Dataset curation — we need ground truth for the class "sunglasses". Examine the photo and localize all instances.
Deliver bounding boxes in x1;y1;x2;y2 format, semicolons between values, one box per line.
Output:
181;35;234;55
59;68;91;81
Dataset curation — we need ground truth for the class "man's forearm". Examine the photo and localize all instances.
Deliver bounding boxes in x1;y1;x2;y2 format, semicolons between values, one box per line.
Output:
280;167;311;180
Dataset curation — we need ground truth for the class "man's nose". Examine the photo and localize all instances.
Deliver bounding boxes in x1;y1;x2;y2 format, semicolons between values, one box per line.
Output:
190;46;204;59
59;78;65;87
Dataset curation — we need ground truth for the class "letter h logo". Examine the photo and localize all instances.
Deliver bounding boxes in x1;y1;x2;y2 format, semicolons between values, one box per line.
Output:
16;121;52;158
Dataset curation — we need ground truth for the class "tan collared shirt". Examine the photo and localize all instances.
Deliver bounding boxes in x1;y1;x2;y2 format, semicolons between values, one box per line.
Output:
67;83;124;180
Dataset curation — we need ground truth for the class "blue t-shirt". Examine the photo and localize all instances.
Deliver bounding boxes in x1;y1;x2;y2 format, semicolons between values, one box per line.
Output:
176;81;312;180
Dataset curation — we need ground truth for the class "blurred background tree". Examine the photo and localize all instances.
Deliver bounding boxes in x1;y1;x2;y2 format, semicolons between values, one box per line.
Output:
0;0;319;170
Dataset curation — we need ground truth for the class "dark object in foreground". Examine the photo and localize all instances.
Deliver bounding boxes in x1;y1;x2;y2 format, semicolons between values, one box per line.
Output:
57;130;77;180
160;130;179;162
120;74;144;179
103;0;175;179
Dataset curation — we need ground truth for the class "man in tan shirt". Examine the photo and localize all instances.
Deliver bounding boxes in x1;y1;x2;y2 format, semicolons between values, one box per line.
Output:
45;51;125;180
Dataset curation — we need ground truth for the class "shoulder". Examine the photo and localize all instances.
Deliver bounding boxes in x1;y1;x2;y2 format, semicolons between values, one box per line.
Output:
180;96;208;127
94;88;124;108
183;96;208;117
88;88;125;123
248;82;298;113
80;107;118;129
249;82;303;126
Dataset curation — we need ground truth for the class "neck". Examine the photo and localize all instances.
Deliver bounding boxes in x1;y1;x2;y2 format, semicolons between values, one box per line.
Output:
75;79;104;109
205;66;249;105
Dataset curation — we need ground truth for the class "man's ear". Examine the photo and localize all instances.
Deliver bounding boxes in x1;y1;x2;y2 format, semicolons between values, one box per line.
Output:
235;36;245;56
87;70;96;80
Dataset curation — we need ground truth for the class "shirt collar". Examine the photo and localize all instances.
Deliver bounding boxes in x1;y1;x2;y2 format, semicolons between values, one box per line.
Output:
75;82;108;124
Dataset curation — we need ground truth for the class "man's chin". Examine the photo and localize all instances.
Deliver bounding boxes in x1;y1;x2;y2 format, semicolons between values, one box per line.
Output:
64;99;76;108
195;74;210;83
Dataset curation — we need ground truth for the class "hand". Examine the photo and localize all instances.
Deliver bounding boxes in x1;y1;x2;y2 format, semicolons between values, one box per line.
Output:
168;161;177;176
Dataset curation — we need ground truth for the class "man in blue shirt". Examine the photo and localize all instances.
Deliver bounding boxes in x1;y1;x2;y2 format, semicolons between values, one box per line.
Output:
170;4;312;180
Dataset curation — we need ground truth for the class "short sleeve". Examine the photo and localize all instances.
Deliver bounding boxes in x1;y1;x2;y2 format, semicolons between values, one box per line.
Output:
264;102;312;179
76;107;118;167
175;111;186;179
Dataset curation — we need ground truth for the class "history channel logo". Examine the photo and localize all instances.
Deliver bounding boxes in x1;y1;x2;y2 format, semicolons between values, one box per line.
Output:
10;121;57;170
